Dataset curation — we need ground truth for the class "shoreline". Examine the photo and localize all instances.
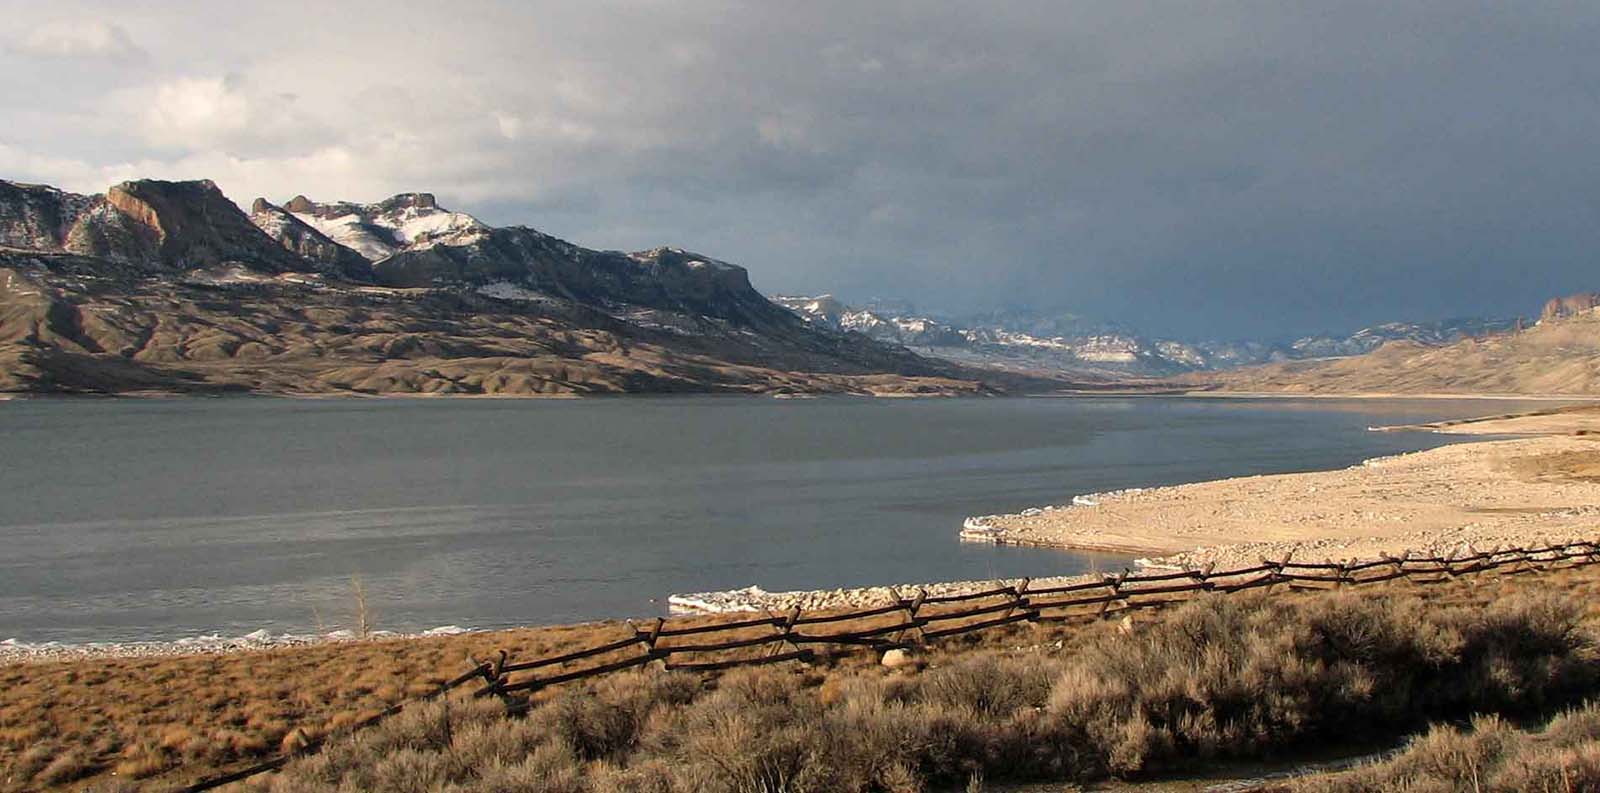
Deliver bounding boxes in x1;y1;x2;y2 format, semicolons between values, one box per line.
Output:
0;625;476;664
670;406;1600;614
945;411;1600;571
1178;390;1600;401
7;387;1600;402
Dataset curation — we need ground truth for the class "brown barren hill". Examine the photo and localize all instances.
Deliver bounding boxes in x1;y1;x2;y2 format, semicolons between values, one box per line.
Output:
0;177;1092;397
1188;308;1600;396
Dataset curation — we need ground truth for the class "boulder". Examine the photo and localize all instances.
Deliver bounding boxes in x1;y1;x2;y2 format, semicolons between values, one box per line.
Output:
880;647;918;670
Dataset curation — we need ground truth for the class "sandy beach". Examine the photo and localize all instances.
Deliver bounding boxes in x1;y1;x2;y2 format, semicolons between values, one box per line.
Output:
961;408;1600;572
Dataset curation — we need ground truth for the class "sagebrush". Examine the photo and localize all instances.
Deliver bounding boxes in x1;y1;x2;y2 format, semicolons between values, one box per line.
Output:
255;589;1599;793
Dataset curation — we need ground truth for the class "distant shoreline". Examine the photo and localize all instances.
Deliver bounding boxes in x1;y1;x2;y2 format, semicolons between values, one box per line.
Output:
672;404;1600;613
957;407;1600;569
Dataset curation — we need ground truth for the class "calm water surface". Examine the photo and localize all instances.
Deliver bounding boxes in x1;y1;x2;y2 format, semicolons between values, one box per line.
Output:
0;395;1555;643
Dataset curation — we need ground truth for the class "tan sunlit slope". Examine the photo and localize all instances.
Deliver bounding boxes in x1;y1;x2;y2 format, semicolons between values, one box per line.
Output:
1190;310;1600;396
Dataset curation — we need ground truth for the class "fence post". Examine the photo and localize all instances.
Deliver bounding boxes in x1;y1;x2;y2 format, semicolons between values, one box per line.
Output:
1261;555;1287;595
468;653;513;701
628;617;668;672
765;606;805;659
1005;577;1032;621
894;588;929;646
1098;572;1127;619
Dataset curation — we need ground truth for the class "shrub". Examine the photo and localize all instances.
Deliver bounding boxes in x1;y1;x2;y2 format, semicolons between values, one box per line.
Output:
1296;704;1600;792
263;588;1600;793
1044;591;1596;776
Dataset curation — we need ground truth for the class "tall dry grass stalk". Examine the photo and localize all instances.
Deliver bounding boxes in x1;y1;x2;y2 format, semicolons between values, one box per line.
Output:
351;575;372;639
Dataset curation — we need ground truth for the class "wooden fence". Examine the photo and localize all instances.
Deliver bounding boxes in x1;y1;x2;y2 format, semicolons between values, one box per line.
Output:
175;539;1600;791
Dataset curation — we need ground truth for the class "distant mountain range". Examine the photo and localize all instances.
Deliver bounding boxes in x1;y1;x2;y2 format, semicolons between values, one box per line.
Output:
3;174;1577;398
771;295;1519;377
0;177;1080;396
1192;293;1600;395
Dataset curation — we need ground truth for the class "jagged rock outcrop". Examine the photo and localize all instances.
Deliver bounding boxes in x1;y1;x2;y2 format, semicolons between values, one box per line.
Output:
1541;292;1600;322
0;175;1068;396
282;193;487;261
103;180;312;273
249;198;371;279
0;180;155;263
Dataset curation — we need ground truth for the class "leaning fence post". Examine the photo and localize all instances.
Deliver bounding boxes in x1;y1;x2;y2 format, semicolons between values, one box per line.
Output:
895;588;929;646
468;653;512;701
1261;555;1286;595
1098;572;1126;619
1005;577;1032;621
628;617;668;672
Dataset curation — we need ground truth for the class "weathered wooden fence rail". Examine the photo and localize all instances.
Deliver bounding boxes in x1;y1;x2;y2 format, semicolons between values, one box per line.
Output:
175;538;1600;792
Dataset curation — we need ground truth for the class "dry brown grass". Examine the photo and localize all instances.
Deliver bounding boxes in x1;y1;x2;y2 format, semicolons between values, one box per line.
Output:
6;566;1600;792
0;618;688;792
1294;705;1600;792
257;575;1600;793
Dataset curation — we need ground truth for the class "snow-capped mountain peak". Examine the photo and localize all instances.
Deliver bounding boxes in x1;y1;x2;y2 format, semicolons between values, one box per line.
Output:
772;294;1518;376
278;193;488;262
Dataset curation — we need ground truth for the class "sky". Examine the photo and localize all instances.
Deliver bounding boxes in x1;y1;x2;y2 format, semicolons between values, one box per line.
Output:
1;1;1597;339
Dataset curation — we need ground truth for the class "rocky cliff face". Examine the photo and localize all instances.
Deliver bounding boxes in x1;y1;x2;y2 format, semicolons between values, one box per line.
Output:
103;180;313;273
249;199;371;279
0;180;155;264
0;175;1057;396
283;193;488;261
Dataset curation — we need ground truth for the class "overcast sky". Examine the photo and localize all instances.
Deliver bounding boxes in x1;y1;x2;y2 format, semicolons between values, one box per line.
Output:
2;2;1596;338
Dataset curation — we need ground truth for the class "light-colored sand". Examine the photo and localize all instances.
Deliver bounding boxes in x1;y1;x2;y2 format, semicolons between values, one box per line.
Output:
968;432;1600;570
1380;404;1600;436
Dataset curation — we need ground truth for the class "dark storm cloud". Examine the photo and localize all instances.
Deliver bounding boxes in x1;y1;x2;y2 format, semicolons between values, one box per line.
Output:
1;0;1596;337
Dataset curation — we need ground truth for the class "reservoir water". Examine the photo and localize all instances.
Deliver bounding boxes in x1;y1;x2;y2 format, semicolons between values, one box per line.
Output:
0;395;1551;643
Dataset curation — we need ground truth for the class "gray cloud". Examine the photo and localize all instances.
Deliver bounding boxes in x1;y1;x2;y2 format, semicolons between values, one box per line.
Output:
1;0;1596;337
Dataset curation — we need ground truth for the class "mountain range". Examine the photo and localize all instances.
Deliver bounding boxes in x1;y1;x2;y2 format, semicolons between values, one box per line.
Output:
2;174;1586;399
771;295;1520;378
1192;297;1600;395
0;177;1081;397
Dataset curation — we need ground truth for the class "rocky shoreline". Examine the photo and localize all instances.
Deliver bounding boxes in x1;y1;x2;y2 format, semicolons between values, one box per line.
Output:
667;574;1114;614
0;625;471;664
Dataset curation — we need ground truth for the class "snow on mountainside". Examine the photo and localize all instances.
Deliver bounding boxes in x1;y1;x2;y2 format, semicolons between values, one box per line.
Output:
0;177;1035;397
280;193;488;262
773;295;1518;375
774;295;1203;375
1286;319;1520;358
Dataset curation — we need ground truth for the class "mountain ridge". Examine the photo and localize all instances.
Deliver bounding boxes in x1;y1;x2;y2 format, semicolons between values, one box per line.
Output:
0;177;1074;397
1189;301;1600;395
773;294;1520;378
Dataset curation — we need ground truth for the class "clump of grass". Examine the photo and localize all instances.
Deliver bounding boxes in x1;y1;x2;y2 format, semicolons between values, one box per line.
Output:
1296;703;1600;792
262;587;1599;793
112;741;170;780
34;749;96;786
